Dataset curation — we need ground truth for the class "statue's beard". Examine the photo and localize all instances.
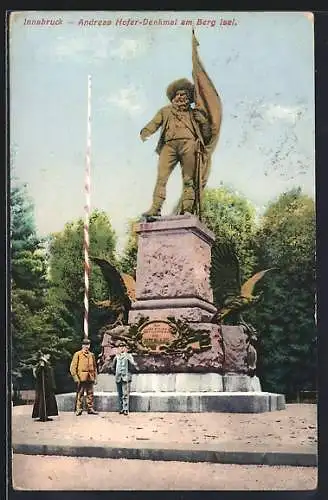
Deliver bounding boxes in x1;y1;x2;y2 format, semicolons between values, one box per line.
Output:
172;97;190;111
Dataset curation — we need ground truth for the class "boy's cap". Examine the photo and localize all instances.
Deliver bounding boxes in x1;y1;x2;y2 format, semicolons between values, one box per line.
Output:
82;339;91;345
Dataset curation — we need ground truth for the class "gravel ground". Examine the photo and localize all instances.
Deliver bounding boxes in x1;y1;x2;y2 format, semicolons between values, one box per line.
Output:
12;455;317;490
12;404;317;449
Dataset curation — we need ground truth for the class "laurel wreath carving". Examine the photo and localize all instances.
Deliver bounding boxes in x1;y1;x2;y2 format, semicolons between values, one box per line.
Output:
101;316;212;360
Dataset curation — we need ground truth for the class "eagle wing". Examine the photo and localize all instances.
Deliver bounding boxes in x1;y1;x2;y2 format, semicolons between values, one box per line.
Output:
91;257;131;307
240;269;273;298
210;240;241;310
121;273;136;302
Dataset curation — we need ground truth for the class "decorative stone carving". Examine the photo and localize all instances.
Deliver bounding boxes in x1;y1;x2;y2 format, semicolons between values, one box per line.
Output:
129;214;217;323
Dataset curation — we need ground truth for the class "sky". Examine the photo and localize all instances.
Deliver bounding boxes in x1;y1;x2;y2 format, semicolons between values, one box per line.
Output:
9;11;315;252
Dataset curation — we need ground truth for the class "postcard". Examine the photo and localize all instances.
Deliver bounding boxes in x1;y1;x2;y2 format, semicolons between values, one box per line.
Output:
9;10;316;491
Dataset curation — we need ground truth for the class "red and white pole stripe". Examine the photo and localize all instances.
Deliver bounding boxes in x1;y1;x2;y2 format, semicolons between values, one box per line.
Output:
84;74;92;340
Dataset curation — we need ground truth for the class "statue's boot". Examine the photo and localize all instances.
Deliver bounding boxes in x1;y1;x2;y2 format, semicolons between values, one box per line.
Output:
142;207;161;217
180;203;194;215
141;197;164;219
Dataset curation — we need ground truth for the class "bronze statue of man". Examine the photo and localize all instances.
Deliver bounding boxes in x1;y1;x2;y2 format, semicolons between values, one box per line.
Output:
140;78;212;217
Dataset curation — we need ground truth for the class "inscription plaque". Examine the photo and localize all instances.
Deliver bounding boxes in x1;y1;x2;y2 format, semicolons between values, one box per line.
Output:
140;320;177;352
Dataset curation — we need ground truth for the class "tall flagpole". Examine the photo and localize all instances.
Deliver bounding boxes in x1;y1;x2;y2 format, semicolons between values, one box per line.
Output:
84;74;92;340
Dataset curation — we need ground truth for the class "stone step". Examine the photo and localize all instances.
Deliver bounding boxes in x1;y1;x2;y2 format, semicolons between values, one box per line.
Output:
96;373;262;392
56;391;286;413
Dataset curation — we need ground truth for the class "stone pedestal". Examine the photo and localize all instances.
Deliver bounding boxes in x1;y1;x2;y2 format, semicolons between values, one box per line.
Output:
86;214;286;411
129;215;217;324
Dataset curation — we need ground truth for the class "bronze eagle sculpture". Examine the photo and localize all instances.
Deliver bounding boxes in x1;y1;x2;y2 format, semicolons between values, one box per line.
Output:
210;240;273;324
209;240;273;373
91;257;136;328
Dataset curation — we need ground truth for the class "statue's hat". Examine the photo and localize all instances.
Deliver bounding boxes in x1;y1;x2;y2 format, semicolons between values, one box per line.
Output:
166;78;194;102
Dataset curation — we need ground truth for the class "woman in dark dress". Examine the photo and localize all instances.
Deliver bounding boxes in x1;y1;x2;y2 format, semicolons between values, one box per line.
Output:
32;352;58;421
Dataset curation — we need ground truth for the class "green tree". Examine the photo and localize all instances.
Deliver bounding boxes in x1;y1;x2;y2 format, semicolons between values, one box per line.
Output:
202;187;258;280
119;218;139;277
11;184;39;254
11;182;72;391
48;210;117;350
252;188;316;398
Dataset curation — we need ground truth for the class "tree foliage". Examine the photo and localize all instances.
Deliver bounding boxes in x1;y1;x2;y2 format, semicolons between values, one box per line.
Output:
202;187;258;281
119;218;139;277
249;188;316;397
47;210;117;352
11;182;73;391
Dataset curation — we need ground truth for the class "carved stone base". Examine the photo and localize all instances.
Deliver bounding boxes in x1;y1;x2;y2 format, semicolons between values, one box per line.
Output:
99;322;224;374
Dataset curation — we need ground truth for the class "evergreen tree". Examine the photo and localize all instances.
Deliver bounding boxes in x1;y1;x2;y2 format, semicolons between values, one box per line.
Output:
11;182;72;391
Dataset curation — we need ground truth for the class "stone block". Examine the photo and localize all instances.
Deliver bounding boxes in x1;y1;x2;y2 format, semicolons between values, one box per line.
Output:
96;375;117;392
56;391;286;413
201;393;271;413
223;374;258;392
56;393;76;412
175;373;224;392
129;304;215;323
129;215;216;324
249;376;262;392
221;325;249;373
130;394;150;412
134;374;176;392
95;394;118;412
97;373;225;392
269;393;286;411
277;393;286;410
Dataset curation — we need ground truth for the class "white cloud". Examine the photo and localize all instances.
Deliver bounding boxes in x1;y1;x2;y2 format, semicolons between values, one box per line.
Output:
52;36;86;59
108;86;143;114
49;33;114;61
45;35;148;64
110;38;146;60
264;104;305;124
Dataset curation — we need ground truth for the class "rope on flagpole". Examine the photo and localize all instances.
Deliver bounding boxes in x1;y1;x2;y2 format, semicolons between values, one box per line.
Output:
84;74;91;340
